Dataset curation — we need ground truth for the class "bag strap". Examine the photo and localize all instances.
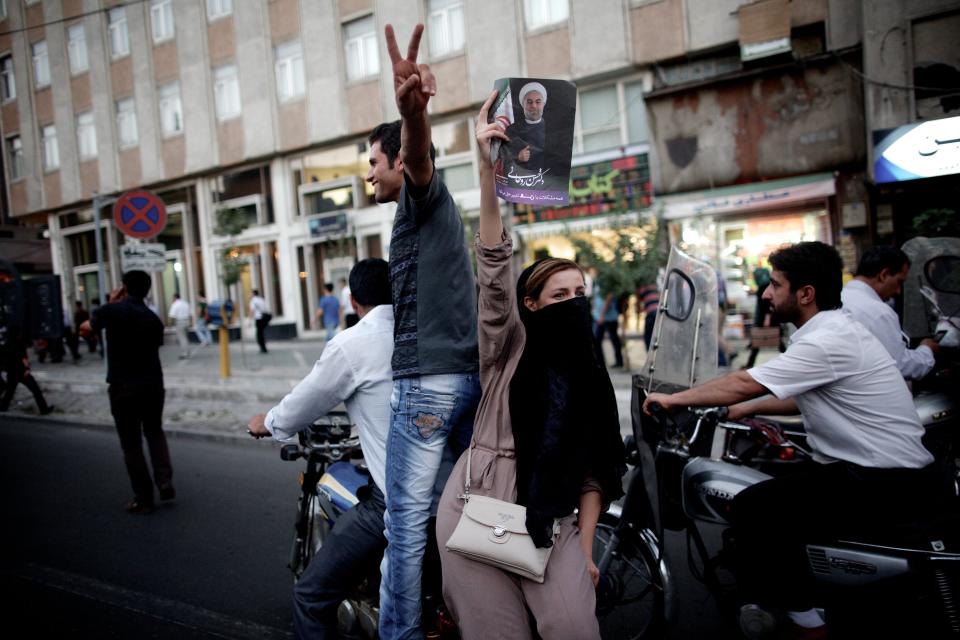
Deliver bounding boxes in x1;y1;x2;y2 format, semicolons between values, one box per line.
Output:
459;442;474;502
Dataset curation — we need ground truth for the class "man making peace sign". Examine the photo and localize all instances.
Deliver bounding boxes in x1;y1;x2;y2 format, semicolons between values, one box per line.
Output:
364;23;481;640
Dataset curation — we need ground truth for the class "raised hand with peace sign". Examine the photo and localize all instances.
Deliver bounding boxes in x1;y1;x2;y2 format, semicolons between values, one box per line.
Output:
384;23;436;120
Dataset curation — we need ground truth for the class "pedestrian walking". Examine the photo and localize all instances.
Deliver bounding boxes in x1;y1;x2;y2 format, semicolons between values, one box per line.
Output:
194;293;213;347
315;283;340;341
250;289;271;354
0;320;54;415
168;293;192;359
592;281;624;368
80;270;173;515
74;300;97;354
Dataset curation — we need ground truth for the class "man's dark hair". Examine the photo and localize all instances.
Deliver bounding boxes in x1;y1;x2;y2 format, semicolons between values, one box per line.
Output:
768;241;843;311
324;283;334;293
855;245;910;278
122;270;152;299
252;289;260;296
349;259;391;307
368;120;436;168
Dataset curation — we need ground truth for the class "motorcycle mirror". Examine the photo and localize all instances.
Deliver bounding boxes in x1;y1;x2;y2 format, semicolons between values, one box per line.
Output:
925;256;960;294
280;444;301;461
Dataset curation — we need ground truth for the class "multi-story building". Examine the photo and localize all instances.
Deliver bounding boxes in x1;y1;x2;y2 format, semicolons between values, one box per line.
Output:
1;0;956;335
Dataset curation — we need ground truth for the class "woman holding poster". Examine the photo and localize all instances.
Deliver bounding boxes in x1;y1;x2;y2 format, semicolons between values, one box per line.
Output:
436;90;625;639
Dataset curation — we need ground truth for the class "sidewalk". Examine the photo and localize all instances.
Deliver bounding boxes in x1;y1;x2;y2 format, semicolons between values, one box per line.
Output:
2;331;770;441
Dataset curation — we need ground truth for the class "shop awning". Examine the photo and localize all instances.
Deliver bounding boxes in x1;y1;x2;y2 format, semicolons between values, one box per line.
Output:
658;173;836;220
512;210;648;241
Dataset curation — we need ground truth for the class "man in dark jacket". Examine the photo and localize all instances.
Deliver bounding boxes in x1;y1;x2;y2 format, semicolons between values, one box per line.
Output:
81;270;173;514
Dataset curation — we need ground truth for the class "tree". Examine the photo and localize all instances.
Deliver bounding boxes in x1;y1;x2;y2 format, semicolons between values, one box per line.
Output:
214;207;249;288
568;213;667;303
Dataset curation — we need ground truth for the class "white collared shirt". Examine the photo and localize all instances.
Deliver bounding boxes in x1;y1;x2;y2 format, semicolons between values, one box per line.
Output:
168;298;191;321
265;304;393;495
249;295;268;320
841;279;935;380
748;309;933;469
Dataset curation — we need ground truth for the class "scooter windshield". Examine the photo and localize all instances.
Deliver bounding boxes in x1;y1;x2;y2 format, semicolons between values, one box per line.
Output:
902;236;960;340
639;246;719;393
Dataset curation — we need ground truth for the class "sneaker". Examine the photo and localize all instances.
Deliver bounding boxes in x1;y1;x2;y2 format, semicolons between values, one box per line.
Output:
740;604;779;639
159;485;176;502
124;498;154;515
39;405;55;416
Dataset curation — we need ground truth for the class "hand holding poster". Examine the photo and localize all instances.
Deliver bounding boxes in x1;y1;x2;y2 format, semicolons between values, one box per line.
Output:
489;77;576;206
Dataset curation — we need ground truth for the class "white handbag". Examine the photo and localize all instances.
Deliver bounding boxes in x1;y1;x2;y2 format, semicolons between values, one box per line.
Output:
445;445;559;583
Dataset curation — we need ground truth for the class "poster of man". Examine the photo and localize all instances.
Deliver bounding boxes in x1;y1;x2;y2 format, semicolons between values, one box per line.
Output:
489;77;576;206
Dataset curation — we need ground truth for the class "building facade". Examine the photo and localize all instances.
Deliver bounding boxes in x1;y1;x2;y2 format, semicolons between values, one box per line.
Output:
1;0;956;334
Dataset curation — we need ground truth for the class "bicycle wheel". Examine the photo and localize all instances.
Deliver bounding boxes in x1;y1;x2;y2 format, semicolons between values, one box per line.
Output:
594;513;668;640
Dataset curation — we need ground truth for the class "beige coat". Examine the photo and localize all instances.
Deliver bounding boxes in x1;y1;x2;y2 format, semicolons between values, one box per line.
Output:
436;232;601;640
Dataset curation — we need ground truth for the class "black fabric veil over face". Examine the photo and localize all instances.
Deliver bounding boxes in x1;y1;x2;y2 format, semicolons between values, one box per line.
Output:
509;261;626;545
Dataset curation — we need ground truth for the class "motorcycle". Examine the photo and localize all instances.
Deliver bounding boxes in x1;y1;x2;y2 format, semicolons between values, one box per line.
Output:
591;246;960;638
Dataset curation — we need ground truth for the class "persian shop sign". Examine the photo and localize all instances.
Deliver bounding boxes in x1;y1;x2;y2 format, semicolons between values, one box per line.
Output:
512;153;653;224
874;115;960;184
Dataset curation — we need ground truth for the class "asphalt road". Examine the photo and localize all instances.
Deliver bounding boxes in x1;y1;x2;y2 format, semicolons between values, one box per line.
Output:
0;416;730;639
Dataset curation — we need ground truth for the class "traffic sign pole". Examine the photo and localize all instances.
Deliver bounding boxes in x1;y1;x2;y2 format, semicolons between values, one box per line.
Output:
92;192;114;361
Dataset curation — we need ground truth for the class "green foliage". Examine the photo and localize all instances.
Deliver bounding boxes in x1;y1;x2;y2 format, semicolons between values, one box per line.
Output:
568;214;666;298
214;208;250;287
214;207;251;237
912;208;959;237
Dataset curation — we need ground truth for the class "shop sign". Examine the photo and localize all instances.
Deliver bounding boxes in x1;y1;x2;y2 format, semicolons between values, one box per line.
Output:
661;173;835;220
874;115;960;184
512;153;652;225
309;212;348;239
121;243;167;273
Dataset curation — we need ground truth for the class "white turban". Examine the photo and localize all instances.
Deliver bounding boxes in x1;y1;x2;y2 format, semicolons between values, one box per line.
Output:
519;81;547;105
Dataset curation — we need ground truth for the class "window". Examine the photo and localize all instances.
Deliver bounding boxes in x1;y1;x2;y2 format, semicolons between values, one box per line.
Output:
213;64;240;121
427;0;464;57
580;85;621;152
76;111;97;160
207;0;232;21
524;0;568;29
41;124;58;171
1;55;15;101
108;7;129;57
32;40;49;88
67;24;89;75
433;118;476;192
150;0;175;43
343;16;378;82
274;41;304;101
158;82;183;137
624;80;648;143
7;136;23;181
116;98;138;148
0;1;7;21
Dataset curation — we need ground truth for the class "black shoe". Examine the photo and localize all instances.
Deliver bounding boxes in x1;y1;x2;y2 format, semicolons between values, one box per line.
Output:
39;405;55;416
159;485;176;502
125;498;154;515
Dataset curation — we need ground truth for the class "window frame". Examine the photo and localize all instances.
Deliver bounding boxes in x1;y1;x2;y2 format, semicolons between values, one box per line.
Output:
67;23;89;75
0;54;15;102
150;0;175;43
6;135;23;181
75;111;97;161
206;0;232;22
41;123;59;172
212;63;241;121
427;0;465;59
158;82;183;138
574;78;651;154
108;7;130;58
32;39;50;89
274;40;305;102
343;15;379;83
298;175;364;218
523;0;569;31
116;97;139;149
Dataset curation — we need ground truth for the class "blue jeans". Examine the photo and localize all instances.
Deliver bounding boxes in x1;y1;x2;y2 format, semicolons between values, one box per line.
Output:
379;372;480;640
293;484;386;640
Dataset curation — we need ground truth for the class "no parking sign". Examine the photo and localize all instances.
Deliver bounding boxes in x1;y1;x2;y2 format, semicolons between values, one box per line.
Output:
113;190;167;239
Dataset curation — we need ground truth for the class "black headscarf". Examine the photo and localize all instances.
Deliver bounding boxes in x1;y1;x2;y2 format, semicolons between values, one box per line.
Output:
509;261;626;547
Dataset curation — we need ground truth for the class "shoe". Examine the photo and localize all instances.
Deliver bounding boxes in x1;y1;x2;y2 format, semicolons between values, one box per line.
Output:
124;498;154;515
39;405;55;416
159;485;176;502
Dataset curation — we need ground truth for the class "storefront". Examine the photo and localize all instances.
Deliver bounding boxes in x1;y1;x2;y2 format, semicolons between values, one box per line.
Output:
659;172;837;312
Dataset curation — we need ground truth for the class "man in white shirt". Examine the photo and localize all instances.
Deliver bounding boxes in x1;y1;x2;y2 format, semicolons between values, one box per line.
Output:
643;241;947;634
167;293;192;359
842;245;939;380
247;259;393;640
249;290;270;354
